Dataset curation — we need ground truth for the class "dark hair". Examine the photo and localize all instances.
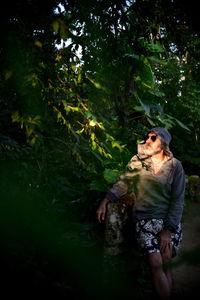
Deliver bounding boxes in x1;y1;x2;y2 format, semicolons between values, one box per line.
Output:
161;140;171;156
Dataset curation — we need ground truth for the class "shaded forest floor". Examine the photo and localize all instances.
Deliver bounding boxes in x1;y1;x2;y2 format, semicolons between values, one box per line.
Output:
171;201;200;298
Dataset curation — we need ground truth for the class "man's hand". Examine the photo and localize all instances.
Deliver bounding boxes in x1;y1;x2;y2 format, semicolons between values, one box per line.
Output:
159;228;172;257
96;198;109;223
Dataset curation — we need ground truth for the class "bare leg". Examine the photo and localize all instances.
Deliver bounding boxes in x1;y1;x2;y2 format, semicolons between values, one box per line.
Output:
148;252;171;300
164;269;172;291
161;244;173;292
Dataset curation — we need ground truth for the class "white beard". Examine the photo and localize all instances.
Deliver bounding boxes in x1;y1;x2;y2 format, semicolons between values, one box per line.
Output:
144;145;162;156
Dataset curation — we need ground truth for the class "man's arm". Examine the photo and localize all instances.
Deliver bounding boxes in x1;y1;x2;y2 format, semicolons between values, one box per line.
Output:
96;155;141;223
159;160;185;254
96;198;110;223
105;155;142;202
96;177;129;223
164;160;186;232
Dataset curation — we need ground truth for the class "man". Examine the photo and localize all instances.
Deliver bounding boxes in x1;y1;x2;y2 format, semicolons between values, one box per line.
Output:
96;127;185;300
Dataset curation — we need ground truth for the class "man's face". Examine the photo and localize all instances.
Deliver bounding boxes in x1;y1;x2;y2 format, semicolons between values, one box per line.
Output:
144;132;163;156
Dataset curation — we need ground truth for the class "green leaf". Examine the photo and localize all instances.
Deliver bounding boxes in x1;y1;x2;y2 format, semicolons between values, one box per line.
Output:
148;42;165;53
89;179;108;191
147;117;156;126
140;64;154;89
174;118;191;131
34;40;43;48
139;100;150;115
103;169;120;183
52;20;59;33
60;23;68;40
123;53;140;61
148;56;167;65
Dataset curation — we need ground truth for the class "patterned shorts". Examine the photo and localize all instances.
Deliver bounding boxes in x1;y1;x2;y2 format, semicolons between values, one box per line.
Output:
135;219;182;257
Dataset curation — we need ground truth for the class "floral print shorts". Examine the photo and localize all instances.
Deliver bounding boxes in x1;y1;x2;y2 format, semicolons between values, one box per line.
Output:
135;219;182;257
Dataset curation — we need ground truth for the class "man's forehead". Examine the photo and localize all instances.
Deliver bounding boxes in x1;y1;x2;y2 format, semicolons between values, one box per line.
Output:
148;131;157;136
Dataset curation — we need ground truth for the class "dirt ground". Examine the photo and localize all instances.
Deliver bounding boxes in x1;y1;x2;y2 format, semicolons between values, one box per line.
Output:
172;201;200;298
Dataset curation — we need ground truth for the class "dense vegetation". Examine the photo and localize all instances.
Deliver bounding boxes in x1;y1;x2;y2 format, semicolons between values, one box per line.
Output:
0;0;199;298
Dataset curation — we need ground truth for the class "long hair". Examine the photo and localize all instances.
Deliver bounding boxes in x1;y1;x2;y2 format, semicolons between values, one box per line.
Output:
161;140;171;156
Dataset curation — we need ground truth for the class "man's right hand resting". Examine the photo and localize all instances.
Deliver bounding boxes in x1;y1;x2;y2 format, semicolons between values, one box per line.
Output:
96;198;109;223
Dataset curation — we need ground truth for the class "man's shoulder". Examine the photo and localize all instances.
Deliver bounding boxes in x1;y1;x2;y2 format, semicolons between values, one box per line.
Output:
129;154;139;161
171;157;184;172
171;157;182;165
127;154;142;170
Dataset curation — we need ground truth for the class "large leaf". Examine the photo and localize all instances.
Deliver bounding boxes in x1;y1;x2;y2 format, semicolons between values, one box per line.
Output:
103;168;120;184
89;179;108;191
124;53;155;89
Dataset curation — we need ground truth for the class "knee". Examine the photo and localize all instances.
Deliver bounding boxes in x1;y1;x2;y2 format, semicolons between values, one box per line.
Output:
161;246;173;264
162;252;172;265
148;253;163;270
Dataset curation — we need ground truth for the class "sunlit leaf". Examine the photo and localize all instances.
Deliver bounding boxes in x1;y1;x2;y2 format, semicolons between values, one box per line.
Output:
76;128;84;134
89;120;96;127
34;41;43;48
52;20;59;33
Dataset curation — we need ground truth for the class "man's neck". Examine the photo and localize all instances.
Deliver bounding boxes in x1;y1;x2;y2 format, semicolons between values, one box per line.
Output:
151;151;165;162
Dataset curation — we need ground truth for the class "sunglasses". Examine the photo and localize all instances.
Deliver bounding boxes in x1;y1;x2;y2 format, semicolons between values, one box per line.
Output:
144;135;157;142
